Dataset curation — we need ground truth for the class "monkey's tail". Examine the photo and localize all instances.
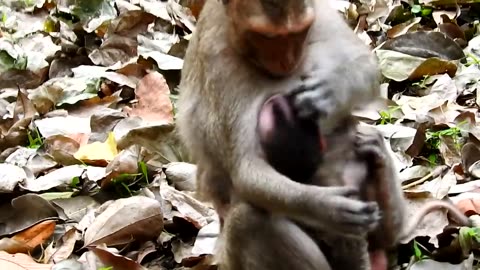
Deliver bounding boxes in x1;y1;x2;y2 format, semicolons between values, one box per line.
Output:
399;200;472;243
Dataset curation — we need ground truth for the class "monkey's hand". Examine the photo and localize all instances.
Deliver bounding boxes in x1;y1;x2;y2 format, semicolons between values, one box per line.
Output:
299;185;381;236
291;55;379;122
354;126;388;167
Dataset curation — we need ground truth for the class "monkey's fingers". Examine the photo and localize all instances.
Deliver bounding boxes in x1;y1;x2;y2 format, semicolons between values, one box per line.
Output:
322;197;381;235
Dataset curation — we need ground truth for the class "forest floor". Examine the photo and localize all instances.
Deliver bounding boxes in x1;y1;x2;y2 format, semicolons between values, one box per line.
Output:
0;0;480;269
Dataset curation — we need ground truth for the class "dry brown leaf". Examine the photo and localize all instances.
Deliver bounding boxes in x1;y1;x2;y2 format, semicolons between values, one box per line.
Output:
11;220;56;252
102;145;140;187
124;72;174;124
90;246;146;270
43;135;81;165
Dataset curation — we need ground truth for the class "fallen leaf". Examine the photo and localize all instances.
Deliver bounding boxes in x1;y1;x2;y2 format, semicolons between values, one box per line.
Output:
124;72;174;124
10;220;56;252
0;251;53;270
164;162;197;191
20;165;85;192
89;245;146;270
0;194;58;237
84;196;163;247
74;132;118;166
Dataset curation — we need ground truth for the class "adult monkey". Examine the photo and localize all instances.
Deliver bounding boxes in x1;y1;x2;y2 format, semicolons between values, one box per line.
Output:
177;0;381;269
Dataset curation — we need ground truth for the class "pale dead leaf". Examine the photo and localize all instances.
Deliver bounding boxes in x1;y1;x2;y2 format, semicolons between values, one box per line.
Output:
438;137;462;167
0;164;29;192
192;219;220;256
84;196;163;247
410;255;474;270
35;116;91;138
20;165;85;192
164;162;197;191
160;180;215;228
48;228;79;263
43;135;81;165
0;251;53;270
51;196;100;222
172;238;194;263
422;168;458;199
449;181;480;194
51;259;84;270
4;147;57;176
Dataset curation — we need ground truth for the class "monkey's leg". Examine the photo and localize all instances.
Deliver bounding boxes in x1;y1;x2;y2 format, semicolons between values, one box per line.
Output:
219;202;332;270
309;231;370;270
326;237;370;270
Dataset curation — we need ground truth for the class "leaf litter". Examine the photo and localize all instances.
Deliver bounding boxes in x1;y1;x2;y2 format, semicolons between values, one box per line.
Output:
0;0;480;269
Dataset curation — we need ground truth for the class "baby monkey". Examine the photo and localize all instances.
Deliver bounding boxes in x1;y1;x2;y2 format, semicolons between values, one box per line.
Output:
257;93;472;270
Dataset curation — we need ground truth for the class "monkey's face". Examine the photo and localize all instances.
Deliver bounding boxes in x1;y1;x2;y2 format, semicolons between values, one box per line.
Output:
245;30;310;76
226;0;315;77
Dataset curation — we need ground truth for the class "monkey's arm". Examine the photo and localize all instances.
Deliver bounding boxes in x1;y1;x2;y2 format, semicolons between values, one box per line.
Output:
230;136;380;236
293;53;380;127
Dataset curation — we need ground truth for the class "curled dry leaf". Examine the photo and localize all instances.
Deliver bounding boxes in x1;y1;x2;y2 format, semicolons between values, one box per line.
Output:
47;228;79;264
164;162;197;191
42;135;82;165
89;246;146;270
160;180;216;228
51;196;101;222
102;144;140;187
6;220;56;253
0;194;58;237
84;196;163;247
